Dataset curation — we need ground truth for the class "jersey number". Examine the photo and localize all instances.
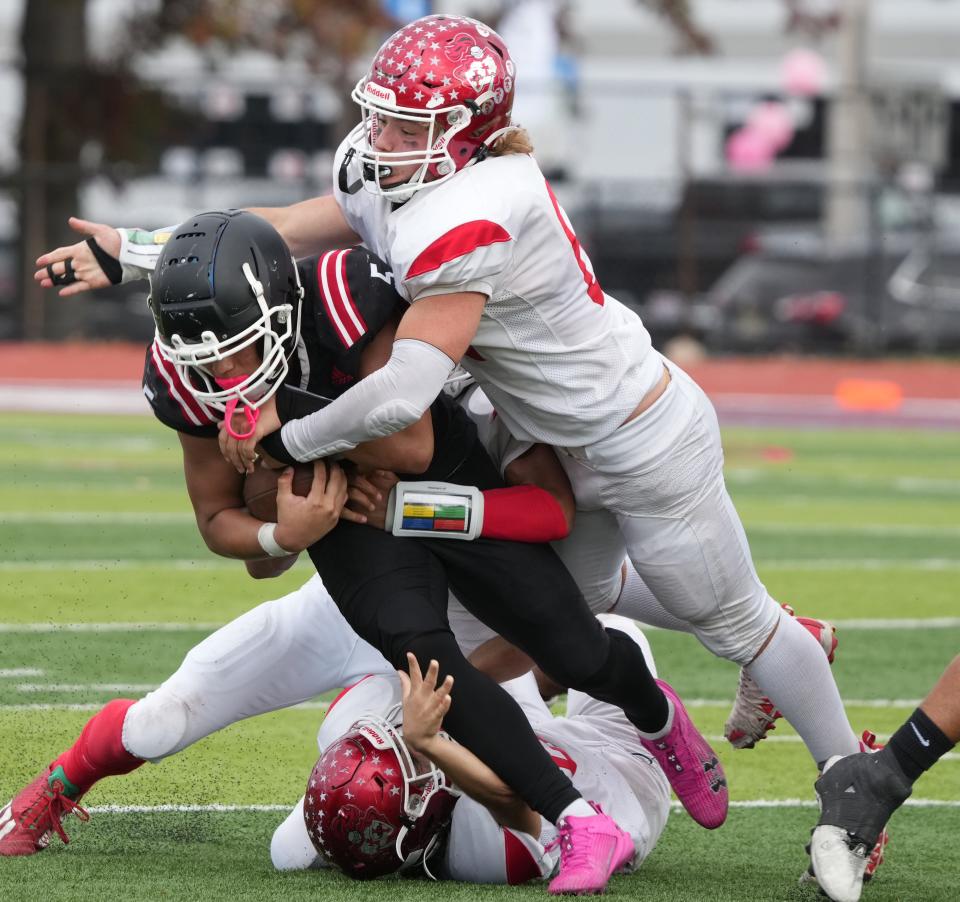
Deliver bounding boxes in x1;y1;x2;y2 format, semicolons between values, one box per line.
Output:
545;181;604;307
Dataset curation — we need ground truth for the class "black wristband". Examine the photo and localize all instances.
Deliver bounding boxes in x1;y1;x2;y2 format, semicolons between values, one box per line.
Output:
86;237;123;285
262;386;335;465
258;430;298;466
275;384;334;422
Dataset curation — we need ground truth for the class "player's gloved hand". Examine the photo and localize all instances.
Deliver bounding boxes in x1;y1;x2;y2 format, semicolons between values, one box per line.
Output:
219;394;282;474
34;217;122;296
345;469;398;530
398;653;453;756
273;460;348;551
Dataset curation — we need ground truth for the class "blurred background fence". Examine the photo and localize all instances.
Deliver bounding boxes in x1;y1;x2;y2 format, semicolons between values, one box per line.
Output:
3;0;960;357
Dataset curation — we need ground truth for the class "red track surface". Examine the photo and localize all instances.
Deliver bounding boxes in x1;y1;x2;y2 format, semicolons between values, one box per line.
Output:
0;342;957;427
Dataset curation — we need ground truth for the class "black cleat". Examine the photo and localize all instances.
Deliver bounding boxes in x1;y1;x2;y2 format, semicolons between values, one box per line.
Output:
808;750;911;902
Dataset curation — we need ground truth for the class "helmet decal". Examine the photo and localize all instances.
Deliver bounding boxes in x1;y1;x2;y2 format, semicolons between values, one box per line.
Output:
345;15;516;201
303;713;458;879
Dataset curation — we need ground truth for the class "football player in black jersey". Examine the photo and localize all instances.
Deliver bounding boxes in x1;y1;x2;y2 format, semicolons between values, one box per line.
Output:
10;211;728;891
145;210;718;838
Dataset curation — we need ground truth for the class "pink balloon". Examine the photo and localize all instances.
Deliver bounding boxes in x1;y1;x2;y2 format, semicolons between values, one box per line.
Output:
781;48;826;97
747;101;795;151
726;127;775;172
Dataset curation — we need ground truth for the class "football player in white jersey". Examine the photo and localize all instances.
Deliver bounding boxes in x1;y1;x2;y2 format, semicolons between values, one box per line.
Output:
193;14;860;787
272;613;671;887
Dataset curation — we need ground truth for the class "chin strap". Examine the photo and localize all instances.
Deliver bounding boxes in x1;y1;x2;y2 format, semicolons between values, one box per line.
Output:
215;375;260;440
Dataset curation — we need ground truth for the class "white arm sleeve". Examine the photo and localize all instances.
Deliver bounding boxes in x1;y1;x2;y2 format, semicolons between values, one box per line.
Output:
280;338;455;462
117;225;176;281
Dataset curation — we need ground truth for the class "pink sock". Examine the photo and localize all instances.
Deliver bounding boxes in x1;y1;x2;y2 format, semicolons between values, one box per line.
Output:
51;698;144;796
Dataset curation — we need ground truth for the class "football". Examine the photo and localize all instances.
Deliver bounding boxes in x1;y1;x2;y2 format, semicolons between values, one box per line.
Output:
243;461;318;522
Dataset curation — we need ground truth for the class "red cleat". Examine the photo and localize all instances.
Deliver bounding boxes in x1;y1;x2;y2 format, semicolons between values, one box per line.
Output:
0;765;89;857
725;604;838;749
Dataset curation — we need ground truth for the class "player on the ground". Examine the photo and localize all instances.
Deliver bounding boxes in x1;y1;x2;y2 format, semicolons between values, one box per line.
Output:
807;654;960;902
271;614;671;889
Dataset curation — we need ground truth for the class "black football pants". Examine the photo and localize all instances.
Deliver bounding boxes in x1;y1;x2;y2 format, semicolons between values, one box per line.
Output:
308;418;667;824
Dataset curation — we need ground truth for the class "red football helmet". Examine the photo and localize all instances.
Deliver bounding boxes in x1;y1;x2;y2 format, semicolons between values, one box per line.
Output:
346;14;516;200
303;713;458;879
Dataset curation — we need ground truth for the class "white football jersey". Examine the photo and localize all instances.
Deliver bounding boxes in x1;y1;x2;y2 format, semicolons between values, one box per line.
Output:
334;141;663;446
439;670;671;884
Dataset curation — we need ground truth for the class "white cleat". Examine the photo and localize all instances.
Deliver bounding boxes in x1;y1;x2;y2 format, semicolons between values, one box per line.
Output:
809;823;869;902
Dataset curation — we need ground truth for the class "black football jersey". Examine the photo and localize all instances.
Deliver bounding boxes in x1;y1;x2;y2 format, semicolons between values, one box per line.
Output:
142;246;405;438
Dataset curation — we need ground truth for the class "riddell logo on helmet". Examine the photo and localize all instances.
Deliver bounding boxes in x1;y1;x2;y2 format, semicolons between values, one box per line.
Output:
365;82;396;105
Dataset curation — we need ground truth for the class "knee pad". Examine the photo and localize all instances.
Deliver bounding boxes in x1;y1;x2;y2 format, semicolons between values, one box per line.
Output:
693;597;782;665
121;689;190;762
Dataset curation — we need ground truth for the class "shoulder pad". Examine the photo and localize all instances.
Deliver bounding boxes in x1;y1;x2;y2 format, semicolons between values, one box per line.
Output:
301;247;405;356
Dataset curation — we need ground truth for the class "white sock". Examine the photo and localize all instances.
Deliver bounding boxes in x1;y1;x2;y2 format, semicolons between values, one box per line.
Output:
746;612;860;765
612;567;694;634
557;798;596;822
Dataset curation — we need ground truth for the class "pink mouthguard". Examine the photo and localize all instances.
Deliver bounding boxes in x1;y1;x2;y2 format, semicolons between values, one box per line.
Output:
215;375;260;441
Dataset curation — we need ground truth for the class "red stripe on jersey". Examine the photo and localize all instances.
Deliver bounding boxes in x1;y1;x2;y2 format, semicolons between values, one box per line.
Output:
335;249;367;338
503;829;544;885
150;341;214;427
406;220;512;280
543;181;604;307
318;250;363;348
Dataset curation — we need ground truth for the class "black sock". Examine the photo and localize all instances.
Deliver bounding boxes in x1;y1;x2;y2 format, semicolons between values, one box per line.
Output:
884;707;956;784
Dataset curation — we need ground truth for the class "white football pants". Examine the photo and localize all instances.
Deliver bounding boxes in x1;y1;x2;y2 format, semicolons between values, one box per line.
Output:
122;575;394;762
556;356;780;666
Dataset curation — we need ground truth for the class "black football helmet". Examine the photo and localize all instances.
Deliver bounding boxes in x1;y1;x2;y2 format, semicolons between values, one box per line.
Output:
148;209;304;413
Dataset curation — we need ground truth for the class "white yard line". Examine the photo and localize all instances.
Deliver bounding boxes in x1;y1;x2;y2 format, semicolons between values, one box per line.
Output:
0;623;225;633
0;701;331;712
15;683;160;693
0;560;243;572
81;799;960;814
6;513;960;534
759;559;960;571
1;557;955;572
1;512;194;524
0;668;44;677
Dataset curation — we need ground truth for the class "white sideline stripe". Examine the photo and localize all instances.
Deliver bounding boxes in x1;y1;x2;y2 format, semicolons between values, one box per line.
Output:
0;668;44;677
79;799;960;815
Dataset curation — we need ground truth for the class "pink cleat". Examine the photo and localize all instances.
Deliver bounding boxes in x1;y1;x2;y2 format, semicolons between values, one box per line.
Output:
641;680;728;829
547;802;636;895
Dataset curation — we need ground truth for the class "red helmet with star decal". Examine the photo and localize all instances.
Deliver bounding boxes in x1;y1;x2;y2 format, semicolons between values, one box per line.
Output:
303;713;458;879
345;14;516;200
